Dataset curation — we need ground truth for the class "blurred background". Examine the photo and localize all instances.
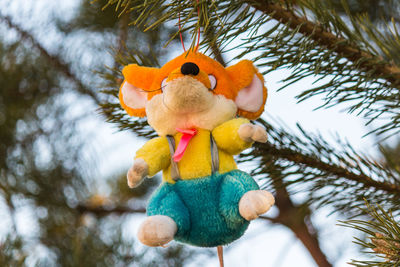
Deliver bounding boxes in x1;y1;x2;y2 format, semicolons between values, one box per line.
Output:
1;0;399;266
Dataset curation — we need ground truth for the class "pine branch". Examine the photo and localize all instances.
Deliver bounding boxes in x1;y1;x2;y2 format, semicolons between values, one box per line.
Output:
0;14;100;103
76;203;146;216
257;141;400;194
205;34;331;266
292;223;332;267
117;13;129;55
77;202;280;223
247;0;400;87
97;2;400;265
106;0;400;135
340;203;400;266
76;190;331;266
203;24;226;66
270;175;332;267
100;44;332;267
77;199;333;266
242;118;400;214
100;45;400;215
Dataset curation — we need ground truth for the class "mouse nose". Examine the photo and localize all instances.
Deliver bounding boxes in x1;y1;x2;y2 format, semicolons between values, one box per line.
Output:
181;62;200;76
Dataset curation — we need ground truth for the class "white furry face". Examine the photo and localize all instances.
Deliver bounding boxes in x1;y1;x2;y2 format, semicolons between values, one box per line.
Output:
162;76;214;114
146;76;237;136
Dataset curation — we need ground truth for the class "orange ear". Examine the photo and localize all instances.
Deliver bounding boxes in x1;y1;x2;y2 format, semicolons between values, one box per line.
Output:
226;60;267;120
119;64;159;117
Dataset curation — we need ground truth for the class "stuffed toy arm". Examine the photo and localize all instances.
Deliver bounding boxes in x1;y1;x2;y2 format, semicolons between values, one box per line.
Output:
212;118;267;155
127;137;170;188
238;123;268;143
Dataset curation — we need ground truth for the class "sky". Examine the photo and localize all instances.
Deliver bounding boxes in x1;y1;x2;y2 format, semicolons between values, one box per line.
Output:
0;0;387;266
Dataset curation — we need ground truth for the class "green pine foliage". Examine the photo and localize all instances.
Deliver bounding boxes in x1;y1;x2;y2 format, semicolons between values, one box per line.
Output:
0;1;204;266
99;0;400;266
2;0;400;266
247;118;400;214
340;203;400;266
106;0;400;136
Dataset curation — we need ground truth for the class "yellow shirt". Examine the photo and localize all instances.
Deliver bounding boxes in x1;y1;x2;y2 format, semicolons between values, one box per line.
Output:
135;118;252;183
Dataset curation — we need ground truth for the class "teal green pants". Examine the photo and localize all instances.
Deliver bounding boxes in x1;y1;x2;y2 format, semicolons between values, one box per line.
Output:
147;170;259;247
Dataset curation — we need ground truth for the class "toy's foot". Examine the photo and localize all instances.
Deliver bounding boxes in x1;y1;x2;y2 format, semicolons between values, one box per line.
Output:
137;215;177;247
239;190;275;221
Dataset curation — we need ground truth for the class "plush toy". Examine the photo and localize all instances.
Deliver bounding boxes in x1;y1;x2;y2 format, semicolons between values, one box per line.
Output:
119;51;275;248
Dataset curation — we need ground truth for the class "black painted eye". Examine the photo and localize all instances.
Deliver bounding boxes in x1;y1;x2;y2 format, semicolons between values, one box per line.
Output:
208;75;217;90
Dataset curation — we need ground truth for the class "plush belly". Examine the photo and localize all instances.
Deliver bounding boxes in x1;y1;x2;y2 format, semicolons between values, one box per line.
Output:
173;172;248;247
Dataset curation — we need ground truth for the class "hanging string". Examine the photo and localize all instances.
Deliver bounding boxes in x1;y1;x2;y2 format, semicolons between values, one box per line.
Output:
178;0;201;52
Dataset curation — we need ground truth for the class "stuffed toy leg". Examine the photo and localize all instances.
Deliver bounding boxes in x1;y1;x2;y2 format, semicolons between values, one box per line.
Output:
137;129;274;247
119;52;275;249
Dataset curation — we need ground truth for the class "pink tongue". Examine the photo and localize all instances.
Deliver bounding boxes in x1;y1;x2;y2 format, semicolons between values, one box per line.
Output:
173;128;197;162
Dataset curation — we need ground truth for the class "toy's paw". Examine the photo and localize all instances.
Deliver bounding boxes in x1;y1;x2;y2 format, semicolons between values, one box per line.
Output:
127;158;149;188
137;215;177;247
238;123;268;143
239;190;275;221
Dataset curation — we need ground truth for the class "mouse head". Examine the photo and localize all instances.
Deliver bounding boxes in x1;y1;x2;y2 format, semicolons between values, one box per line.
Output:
119;52;267;136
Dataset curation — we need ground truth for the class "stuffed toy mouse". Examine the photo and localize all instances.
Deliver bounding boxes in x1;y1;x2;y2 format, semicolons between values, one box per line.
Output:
119;51;275;248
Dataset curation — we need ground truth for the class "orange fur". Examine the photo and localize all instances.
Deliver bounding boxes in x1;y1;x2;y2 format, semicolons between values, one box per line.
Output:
119;64;158;117
166;67;211;89
225;60;268;119
119;51;267;119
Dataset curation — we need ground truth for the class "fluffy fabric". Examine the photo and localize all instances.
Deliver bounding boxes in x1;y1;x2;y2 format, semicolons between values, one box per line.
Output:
238;123;268;144
135;137;170;177
235;74;264;113
127;158;148;188
119;52;268;121
135;118;251;183
212;118;253;155
121;82;147;110
119;64;158;117
238;190;275;221
147;170;259;247
137;215;177;247
225;60;268;119
146;89;237;136
119;51;274;248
